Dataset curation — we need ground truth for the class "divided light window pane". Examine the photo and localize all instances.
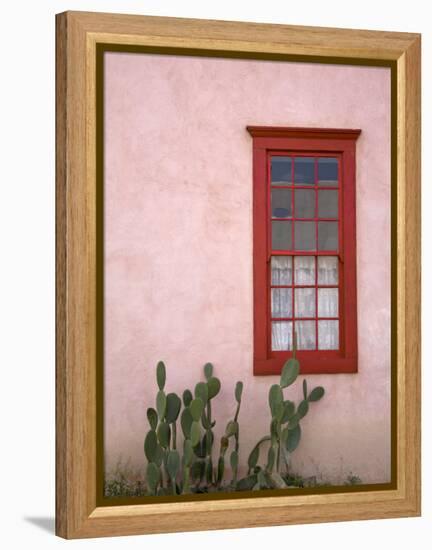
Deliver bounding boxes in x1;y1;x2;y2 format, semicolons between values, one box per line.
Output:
318;288;338;317
318;320;339;350
318;190;338;218
272;321;293;350
272;221;292;250
317;256;338;284
318;221;338;251
294;221;316;250
295;321;316;350
294;157;315;185
318;158;338;186
271;256;292;285
294;256;315;285
271;157;292;185
271;188;292;218
295;288;316;318
271;288;292;318
295;189;315;218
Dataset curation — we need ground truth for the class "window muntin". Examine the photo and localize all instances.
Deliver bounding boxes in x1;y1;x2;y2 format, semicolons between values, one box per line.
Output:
269;154;340;351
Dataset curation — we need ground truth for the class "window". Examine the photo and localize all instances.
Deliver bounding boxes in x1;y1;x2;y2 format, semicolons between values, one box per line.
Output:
247;127;361;374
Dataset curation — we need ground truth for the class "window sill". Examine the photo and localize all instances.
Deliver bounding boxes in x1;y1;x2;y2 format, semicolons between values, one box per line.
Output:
254;352;357;375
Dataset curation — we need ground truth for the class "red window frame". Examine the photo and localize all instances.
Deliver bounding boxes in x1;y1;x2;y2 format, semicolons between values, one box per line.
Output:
247;126;361;375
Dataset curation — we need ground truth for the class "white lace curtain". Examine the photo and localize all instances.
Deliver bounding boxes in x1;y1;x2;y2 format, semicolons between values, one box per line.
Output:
271;255;339;351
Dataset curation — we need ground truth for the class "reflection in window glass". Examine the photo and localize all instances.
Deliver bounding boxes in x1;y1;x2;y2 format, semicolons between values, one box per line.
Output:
318;221;338;251
271;157;292;184
272;221;292;250
271;188;292;218
294;157;315;185
294;221;316;250
318;190;338;218
318;158;338;186
272;321;293;350
271;256;292;285
295;189;315;218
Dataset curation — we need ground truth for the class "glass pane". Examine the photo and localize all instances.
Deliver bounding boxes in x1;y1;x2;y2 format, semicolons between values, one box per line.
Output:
318;320;339;350
317;256;338;284
318;158;338;186
318;221;338;251
272;221;292;250
271;256;292;285
318;288;338;317
271;157;292;185
295;288;316;318
295;189;315;218
271;189;292;218
295;321;316;350
318;190;338;218
294;157;315;185
271;289;292;318
294;256;315;285
272;321;293;351
294;221;316;250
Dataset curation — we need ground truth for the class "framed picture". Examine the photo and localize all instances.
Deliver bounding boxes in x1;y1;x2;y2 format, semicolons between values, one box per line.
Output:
56;11;421;539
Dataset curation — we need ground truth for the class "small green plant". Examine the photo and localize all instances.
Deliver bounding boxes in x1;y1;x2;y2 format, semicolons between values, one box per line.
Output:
345;473;362;486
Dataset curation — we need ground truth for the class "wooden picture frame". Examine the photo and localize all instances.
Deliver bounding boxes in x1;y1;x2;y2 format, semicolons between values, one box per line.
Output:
56;10;421;539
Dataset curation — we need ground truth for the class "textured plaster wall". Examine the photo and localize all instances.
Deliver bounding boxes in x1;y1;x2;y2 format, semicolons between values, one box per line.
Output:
104;53;391;484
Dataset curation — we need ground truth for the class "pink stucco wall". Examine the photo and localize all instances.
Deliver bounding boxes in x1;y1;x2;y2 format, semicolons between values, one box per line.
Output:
104;52;391;484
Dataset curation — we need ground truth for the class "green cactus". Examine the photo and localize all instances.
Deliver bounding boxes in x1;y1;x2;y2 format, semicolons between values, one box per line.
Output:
190;420;201;447
194;382;208;405
308;386;325;402
203;362;214;380
146;462;161;495
242;333;325;487
230;450;239;483
180;406;192;438
156;390;166;420
142;357;323;496
157;421;171;448
189;398;204;422
144;430;158;463
166;450;180;494
156;361;166;391
147;407;158;431
181;439;194;494
182;389;193;407
207;377;221;400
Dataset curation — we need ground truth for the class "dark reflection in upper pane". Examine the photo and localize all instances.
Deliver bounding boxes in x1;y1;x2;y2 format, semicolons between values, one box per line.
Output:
318;190;338;218
318;221;338;250
294;157;315;185
318;158;338;186
271;189;292;218
295;189;315;218
272;221;292;250
271;157;292;185
294;221;316;251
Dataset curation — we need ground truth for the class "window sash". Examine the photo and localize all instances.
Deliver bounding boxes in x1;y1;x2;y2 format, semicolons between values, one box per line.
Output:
248;126;360;374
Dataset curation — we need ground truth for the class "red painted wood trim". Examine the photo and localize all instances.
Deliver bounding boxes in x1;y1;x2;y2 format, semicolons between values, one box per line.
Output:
247;126;362;140
250;127;361;375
